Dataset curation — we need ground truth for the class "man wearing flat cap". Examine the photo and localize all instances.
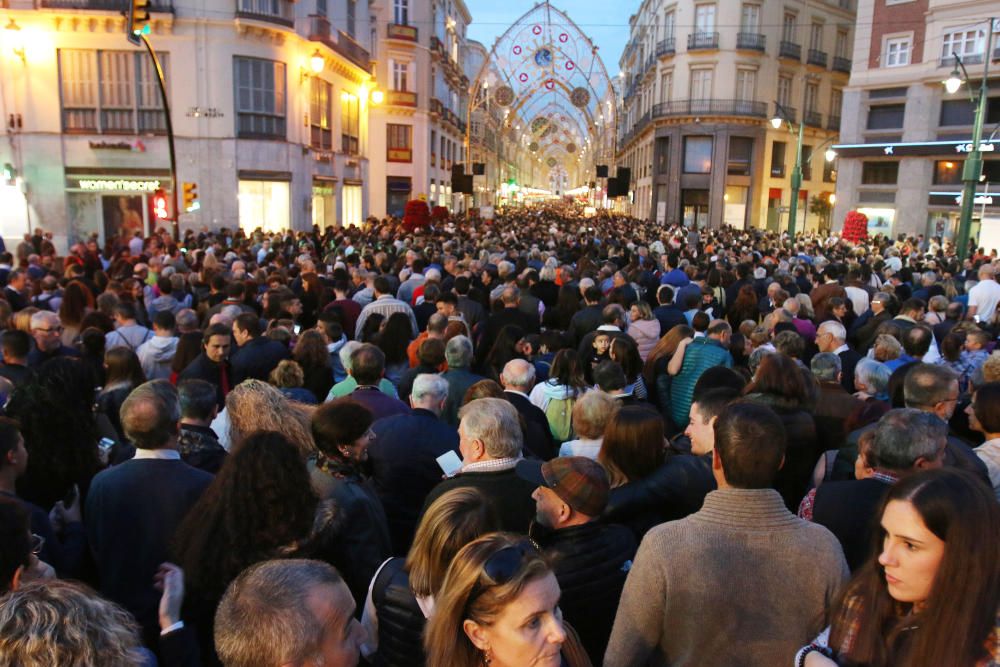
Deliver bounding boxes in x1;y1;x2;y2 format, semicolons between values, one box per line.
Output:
517;456;636;665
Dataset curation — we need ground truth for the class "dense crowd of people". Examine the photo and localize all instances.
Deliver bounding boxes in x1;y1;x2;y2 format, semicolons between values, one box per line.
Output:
0;208;998;666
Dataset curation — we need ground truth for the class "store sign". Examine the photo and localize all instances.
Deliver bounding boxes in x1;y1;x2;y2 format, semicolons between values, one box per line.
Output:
955;143;997;153
954;194;994;205
77;178;161;192
89;140;146;152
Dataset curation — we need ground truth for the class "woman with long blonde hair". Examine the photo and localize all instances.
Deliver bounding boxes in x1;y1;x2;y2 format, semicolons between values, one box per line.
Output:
225;379;315;456
424;533;591;667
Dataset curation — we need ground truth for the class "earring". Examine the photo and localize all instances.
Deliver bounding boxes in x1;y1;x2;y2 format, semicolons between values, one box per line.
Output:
482;647;493;666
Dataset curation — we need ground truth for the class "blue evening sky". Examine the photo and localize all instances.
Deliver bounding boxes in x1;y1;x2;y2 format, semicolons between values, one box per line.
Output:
463;0;634;75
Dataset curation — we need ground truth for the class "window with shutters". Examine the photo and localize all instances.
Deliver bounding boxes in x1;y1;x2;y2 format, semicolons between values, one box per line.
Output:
664;9;675;38
777;75;793;108
234;56;286;139
810;22;824;51
387;123;412;162
735;68;756;101
690;67;713;100
310;78;333;150
660;71;672;103
58;49;169;134
835;30;849;58
740;4;759;31
695;4;715;32
782;12;797;43
392;61;409;91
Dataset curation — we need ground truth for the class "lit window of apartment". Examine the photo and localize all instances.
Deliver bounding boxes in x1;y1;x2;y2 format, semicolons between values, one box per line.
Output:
58;49;170;134
310;78;333;149
884;35;911;67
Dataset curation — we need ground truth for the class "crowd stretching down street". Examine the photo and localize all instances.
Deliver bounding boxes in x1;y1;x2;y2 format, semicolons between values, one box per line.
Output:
0;205;998;667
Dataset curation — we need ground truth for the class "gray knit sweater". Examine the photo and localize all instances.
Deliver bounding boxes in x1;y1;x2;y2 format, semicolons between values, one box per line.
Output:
604;488;848;667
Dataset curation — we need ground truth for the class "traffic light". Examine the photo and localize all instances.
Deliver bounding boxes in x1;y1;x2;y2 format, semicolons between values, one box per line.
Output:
126;0;151;46
1;163;14;186
152;188;169;221
182;182;199;212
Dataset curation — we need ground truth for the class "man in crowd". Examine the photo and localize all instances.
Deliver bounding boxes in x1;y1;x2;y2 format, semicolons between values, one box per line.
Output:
27;311;79;367
230;312;291;383
816;320;862;393
355;276;418;339
369;373;459;553
85;381;213;648
137;310;179;380
605;401;848;667
517;455;636;664
440;335;486;426
178;323;233;409
177;379;228;474
342;344;409;421
0;329;31;387
501;358;556;460
423;397;536;533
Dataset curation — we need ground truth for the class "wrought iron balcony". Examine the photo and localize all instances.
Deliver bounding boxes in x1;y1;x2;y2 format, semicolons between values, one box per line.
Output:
656;38;676;57
808;49;828;67
736;32;766;51
774;104;797;123
387;23;418;42
804;110;823;127
236;0;293;26
40;0;172;8
652;98;767;118
827;115;841;131
688;32;719;50
779;41;802;60
832;56;852;73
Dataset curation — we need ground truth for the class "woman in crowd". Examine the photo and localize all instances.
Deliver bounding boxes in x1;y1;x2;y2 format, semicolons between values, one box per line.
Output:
965;382;1000;499
626;301;660;361
225;379;315;457
481;324;526;382
310;399;392;606
95;347;146;443
727;284;759;328
6;358;101;510
799;468;1000;666
58;280;93;347
293;329;335;402
269;359;318;404
376;312;413;386
742;352;820;511
559;390;620;459
174;431;331;665
363;488;500;666
528;349;588;441
169;331;204;384
609;337;647;401
643;324;694;424
424;532;591;667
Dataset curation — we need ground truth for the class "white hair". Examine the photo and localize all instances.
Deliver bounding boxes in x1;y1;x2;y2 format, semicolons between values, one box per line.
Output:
818;320;847;342
458;398;523;459
412;373;448;403
501;359;535;389
339;341;363;371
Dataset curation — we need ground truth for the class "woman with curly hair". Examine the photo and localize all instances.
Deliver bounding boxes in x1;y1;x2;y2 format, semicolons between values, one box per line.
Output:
293;329;334;402
0;580;148;667
174;431;333;666
7;357;101;510
224;379;315;457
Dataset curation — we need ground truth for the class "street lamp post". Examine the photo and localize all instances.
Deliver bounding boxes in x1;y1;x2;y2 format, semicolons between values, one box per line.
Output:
945;20;995;261
772;101;805;238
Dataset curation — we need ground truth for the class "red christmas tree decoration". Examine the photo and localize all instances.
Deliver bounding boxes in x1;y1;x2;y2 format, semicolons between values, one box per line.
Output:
842;211;869;244
402;199;430;232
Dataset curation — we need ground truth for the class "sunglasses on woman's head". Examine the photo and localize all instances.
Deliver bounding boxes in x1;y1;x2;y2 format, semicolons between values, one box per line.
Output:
468;541;539;603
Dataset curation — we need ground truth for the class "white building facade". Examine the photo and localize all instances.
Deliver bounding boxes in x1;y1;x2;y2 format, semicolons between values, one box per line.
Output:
0;0;375;251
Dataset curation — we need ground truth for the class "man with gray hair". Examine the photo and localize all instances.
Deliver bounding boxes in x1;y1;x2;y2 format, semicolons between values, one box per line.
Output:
811;352;864;456
501;358;556;460
26;310;80;367
85;380;213;647
440;335;486;426
422;397;536;532
848;291;893;352
816;319;862;393
800;409;947;570
215;559;364;667
369;373;459;552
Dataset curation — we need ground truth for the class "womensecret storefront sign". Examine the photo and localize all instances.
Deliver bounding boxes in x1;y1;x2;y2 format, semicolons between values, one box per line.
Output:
67;177;162;193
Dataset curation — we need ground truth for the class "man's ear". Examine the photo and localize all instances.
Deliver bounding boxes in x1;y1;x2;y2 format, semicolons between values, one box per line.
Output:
10;564;24;592
711;448;723;472
463;619;490;651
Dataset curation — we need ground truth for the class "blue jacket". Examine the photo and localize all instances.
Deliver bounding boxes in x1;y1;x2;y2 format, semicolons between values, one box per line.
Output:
669;337;733;428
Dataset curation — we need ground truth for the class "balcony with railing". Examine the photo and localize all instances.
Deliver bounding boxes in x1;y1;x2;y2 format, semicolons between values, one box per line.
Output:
780;41;802;60
774;104;797;123
808;49;828;67
387;90;418;107
657;38;676;57
827;115;841;131
804;110;823;127
236;0;293;27
307;16;370;69
688;32;719;50
940;53;984;68
736;32;766;51
40;0;173;8
387;23;418;42
832;56;852;73
653;99;767;118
